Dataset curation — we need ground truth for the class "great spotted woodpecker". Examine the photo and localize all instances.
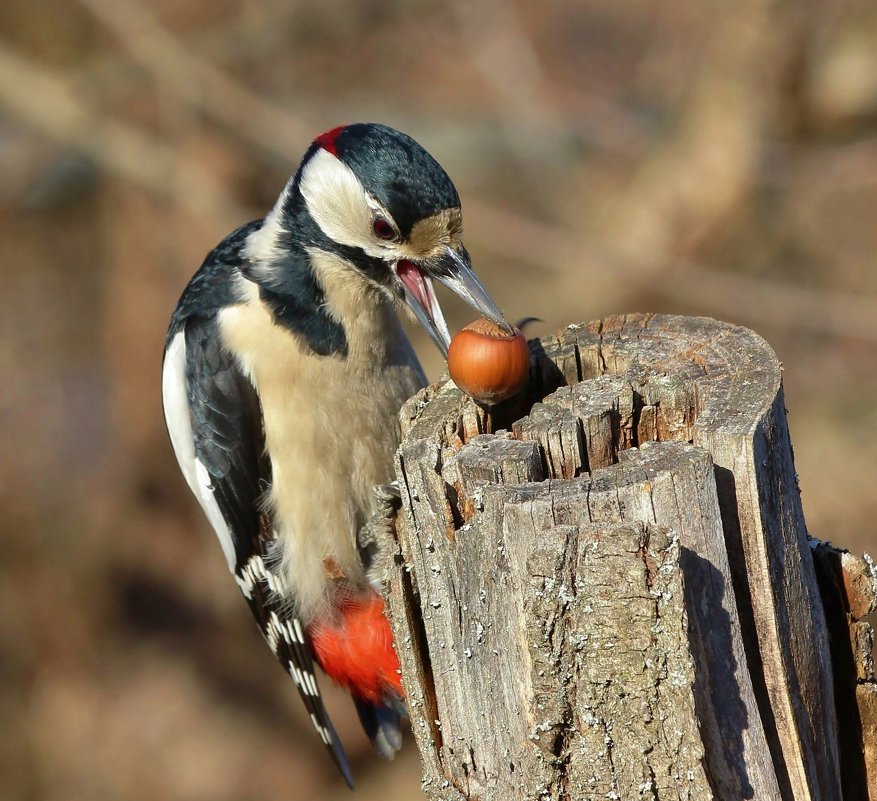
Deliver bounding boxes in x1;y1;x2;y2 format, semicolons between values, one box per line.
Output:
161;123;511;784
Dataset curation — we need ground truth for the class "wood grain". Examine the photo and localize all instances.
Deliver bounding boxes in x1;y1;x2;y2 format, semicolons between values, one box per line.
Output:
386;314;848;800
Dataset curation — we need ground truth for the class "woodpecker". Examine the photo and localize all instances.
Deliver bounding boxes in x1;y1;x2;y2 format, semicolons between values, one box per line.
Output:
161;123;510;784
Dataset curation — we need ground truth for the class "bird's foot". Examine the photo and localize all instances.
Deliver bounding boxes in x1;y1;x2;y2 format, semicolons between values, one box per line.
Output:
374;480;401;501
358;482;402;591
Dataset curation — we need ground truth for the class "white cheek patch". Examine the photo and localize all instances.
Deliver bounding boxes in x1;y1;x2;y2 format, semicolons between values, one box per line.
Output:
162;331;237;573
299;148;390;259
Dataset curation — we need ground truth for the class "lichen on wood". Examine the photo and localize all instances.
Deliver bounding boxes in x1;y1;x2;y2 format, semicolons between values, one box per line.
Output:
385;314;855;801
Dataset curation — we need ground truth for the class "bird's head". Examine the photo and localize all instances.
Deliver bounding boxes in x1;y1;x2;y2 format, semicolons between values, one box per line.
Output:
251;123;512;356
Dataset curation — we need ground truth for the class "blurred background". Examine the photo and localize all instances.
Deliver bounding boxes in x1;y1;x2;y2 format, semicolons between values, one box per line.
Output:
2;0;876;799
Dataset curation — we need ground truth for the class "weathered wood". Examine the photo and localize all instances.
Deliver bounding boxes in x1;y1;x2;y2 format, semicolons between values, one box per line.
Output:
810;541;877;799
386;314;853;801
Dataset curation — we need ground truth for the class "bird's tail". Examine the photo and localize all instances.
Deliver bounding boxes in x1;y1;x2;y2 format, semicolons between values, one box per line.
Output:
308;591;407;757
353;696;407;759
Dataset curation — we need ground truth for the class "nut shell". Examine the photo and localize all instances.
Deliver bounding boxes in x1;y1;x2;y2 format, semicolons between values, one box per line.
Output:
447;319;529;404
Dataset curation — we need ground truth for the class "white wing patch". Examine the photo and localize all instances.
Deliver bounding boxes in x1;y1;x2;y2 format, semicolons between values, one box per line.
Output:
162;331;237;572
234;552;289;599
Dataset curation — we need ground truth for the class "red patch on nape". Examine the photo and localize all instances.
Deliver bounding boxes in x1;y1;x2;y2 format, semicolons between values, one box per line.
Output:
314;125;346;156
309;593;404;704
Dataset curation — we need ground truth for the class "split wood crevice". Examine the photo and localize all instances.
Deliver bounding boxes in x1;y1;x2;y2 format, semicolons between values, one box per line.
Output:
383;313;876;801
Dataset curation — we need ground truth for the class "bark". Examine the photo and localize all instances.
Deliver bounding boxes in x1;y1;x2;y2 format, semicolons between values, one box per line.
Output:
384;313;871;801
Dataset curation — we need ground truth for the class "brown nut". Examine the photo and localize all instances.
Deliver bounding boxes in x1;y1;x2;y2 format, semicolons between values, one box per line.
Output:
447;318;529;405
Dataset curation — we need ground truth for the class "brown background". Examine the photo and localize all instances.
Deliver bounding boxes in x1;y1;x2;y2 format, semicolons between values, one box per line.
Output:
2;1;876;799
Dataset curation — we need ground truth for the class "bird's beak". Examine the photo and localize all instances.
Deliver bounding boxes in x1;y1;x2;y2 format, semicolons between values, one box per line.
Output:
391;246;512;358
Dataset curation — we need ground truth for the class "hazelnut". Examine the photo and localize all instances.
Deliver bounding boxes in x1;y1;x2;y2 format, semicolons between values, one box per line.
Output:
447;318;529;405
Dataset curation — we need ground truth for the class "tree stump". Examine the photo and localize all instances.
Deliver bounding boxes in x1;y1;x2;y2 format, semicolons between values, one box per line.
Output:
383;314;876;801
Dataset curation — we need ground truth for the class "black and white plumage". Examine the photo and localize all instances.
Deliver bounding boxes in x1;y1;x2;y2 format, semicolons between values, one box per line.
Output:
161;123;510;784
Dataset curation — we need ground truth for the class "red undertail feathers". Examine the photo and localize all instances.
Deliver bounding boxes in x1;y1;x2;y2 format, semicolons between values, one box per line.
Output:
308;593;404;704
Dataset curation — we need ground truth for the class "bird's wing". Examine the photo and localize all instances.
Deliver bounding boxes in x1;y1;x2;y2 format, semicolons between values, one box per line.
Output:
162;314;354;787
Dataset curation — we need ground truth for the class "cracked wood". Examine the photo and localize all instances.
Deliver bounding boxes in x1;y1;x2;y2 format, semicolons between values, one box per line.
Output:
385;314;855;801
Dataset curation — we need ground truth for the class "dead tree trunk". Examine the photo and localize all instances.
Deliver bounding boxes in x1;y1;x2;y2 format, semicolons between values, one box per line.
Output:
383;313;876;801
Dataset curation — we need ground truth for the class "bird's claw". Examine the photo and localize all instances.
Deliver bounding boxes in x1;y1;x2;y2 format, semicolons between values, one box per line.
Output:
358;483;403;591
373;480;402;502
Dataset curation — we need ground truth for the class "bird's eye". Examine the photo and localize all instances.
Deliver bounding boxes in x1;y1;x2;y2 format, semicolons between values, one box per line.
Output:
372;216;397;241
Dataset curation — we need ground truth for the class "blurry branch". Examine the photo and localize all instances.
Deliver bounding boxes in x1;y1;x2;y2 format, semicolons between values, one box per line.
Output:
76;0;313;162
761;137;877;188
72;6;302;107
581;4;773;309
4;4;876;345
450;0;650;162
660;265;877;344
454;0;800;333
6;35;875;346
450;0;566;175
466;199;877;344
0;43;244;226
451;0;548;114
